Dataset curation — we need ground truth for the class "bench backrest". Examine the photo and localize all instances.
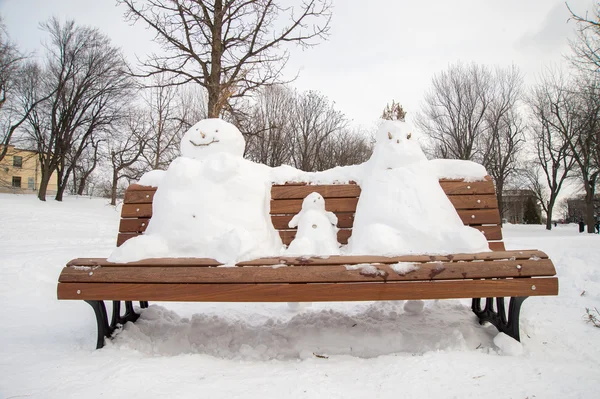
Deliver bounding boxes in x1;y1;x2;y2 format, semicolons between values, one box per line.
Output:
118;176;505;251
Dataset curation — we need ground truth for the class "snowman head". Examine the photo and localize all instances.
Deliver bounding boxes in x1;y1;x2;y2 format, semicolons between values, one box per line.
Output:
302;192;326;211
370;120;427;168
180;118;245;159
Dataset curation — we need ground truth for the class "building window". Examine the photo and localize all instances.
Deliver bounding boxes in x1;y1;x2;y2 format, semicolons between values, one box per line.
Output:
12;176;21;188
13;156;22;168
28;177;35;190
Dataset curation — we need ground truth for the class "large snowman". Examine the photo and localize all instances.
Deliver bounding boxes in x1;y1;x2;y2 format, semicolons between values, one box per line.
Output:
109;118;283;264
346;120;489;255
286;192;340;256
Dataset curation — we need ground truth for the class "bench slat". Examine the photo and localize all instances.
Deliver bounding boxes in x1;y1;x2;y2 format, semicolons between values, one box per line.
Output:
59;259;556;284
439;180;496;195
66;250;548;268
488;241;505;251
279;229;352;245
271;213;355;229
118;225;501;246
124;190;156;204
119;218;151;233
270;198;359;214
122;204;153;218
271;195;498;215
57;277;559;302
457;209;501;225
271;184;361;200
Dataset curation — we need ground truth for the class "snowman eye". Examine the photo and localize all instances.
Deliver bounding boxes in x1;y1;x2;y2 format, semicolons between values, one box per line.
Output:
407;132;412;139
388;132;392;140
396;139;399;143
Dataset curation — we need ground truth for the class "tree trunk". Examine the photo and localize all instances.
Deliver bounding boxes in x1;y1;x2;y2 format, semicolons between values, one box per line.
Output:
37;165;53;201
111;170;118;206
545;202;554;230
207;0;223;119
55;172;69;201
495;179;504;226
585;187;596;233
77;177;87;196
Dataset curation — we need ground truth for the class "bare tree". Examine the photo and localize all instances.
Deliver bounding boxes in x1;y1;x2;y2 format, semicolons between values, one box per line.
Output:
525;69;577;230
243;85;294;166
417;62;493;160
107;110;148;205
289;90;346;171
481;66;525;217
26;18;134;201
0;25;53;162
566;74;600;232
567;2;600;73
141;75;188;170
315;128;373;171
119;0;332;118
70;136;102;195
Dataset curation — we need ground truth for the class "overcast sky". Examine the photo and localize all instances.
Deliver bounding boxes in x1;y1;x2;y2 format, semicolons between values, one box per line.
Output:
0;0;595;129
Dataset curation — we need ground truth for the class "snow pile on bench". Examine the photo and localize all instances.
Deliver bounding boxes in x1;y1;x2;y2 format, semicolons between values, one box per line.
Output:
110;118;489;263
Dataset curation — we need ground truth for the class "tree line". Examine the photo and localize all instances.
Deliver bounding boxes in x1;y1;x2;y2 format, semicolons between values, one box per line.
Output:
416;4;599;233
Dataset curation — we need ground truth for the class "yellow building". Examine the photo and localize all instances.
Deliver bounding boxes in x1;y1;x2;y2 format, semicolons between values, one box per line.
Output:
0;145;58;195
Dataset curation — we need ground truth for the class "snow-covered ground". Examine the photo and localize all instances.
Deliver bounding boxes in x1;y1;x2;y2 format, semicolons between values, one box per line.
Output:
1;193;599;398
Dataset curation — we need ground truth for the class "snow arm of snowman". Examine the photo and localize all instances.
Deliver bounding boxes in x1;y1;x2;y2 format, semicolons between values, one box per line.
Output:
288;213;301;228
326;211;338;226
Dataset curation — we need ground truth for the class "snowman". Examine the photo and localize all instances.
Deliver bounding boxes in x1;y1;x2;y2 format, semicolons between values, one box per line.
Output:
109;118;283;264
286;192;340;256
347;120;489;255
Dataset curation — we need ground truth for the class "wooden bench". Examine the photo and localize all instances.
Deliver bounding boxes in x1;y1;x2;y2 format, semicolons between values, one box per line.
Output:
57;176;559;349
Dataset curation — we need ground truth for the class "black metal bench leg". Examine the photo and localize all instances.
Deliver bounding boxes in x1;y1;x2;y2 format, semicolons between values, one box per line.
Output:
471;296;528;342
85;300;147;349
84;300;113;349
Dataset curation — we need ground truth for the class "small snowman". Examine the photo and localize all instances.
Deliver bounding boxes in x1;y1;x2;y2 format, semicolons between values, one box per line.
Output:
286;192;340;256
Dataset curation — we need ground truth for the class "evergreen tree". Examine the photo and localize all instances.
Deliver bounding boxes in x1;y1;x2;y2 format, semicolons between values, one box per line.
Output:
523;197;542;224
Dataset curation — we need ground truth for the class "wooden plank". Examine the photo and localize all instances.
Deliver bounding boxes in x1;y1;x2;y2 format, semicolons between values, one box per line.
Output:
271;184;361;200
270;197;359;214
447;195;498;210
67;257;222;267
271;213;355;229
457;209;501;225
237;250;549;266
57;277;559;301
66;250;547;268
439;180;495;195
279;229;352;245
117;233;138;247
472;225;502;240
488;241;506;251
127;184;158;191
121;203;153;218
124;190;156;204
119;218;151;233
59;259;556;284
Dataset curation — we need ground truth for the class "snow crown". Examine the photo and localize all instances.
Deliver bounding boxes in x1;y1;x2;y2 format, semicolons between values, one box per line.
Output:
180;118;245;159
302;192;326;210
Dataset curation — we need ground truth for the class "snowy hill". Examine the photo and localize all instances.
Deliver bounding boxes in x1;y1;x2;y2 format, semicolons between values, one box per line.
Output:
1;193;599;398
